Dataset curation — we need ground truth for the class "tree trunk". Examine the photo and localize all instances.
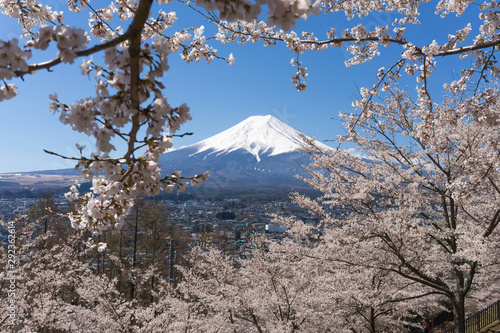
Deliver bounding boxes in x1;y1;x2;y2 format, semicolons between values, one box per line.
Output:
133;206;139;268
131;205;139;300
119;230;123;261
97;234;101;274
452;295;466;333
369;307;376;333
151;275;155;304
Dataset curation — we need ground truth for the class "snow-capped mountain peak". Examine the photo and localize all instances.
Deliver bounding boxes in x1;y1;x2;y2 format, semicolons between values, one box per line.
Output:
188;115;325;162
156;114;333;192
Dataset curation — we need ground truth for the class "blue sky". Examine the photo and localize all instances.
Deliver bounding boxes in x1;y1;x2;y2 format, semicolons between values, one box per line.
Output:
0;2;482;173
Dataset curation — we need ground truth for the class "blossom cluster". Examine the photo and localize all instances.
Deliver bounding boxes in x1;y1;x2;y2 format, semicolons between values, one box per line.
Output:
0;0;63;37
265;0;321;31
30;25;90;64
290;57;308;91
0;38;30;101
195;0;322;30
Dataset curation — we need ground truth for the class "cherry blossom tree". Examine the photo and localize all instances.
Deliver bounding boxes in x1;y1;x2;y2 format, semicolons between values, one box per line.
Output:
174;244;328;332
271;216;435;332
1;214;427;331
291;85;500;333
0;214;192;332
172;232;433;333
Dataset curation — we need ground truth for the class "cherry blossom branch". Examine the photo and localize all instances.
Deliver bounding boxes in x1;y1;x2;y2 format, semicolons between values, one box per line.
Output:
463;262;478;296
212;14;500;59
433;40;500;57
304;37;500;59
377;234;451;294
13;0;153;79
488;177;500;196
14;35;127;78
125;0;154;162
428;234;453;255
474;46;496;95
43;149;123;164
421;55;433;112
351;59;405;127
484;208;500;238
379;291;443;305
83;0;120;38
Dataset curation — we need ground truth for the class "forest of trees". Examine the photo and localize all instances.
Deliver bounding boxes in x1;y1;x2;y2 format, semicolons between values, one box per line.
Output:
1;0;499;332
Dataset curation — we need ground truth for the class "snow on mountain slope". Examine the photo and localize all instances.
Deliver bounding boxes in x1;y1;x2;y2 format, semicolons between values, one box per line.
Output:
186;115;330;162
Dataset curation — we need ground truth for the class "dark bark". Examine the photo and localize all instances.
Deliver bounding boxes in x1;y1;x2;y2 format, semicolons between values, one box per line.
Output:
369;307;376;333
451;294;467;333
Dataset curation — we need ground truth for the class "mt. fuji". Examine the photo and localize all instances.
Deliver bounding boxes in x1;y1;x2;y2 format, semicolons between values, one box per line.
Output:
188;115;324;162
158;115;331;196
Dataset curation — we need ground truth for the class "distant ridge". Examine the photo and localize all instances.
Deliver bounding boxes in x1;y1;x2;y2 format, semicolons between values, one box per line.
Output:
0;115;332;198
